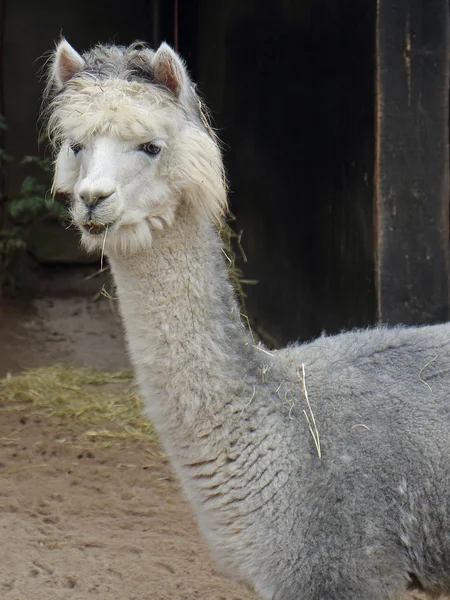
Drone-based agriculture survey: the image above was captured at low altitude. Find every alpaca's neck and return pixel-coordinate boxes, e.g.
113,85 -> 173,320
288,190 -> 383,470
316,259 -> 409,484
109,209 -> 257,448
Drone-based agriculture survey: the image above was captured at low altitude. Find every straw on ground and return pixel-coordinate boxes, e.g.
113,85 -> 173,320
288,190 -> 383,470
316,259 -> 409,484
0,365 -> 156,446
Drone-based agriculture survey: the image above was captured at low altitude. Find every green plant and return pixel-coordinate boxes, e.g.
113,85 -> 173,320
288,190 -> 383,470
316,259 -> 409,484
9,156 -> 65,223
0,117 -> 67,290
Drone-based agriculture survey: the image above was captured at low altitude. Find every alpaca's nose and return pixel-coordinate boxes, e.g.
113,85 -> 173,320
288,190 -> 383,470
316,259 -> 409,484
78,182 -> 115,207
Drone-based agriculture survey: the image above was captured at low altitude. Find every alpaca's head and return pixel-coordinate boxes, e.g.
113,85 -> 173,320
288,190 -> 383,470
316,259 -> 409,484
45,39 -> 227,255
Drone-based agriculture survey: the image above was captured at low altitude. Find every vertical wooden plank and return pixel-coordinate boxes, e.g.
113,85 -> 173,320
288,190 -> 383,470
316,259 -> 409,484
197,0 -> 376,346
376,0 -> 450,325
0,0 -> 6,286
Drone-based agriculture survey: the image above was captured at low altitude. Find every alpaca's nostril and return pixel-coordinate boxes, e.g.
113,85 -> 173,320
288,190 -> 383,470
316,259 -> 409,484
94,192 -> 114,205
80,191 -> 115,206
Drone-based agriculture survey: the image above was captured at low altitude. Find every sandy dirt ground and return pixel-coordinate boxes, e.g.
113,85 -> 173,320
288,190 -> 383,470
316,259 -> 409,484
0,293 -> 256,600
0,296 -> 129,378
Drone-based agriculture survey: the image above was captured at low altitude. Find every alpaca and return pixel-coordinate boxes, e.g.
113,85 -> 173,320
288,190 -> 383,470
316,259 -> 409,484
45,38 -> 450,600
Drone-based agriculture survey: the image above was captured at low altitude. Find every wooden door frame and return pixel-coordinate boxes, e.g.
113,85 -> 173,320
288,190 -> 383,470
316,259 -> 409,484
375,0 -> 450,325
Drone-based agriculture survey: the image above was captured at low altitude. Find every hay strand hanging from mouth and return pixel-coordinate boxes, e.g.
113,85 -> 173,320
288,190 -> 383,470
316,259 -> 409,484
100,224 -> 109,271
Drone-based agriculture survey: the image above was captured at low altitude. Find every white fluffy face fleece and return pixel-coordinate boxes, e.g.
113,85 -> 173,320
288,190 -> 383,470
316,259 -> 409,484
46,39 -> 227,256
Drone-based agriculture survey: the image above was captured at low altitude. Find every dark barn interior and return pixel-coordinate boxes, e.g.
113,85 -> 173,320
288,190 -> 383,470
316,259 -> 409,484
1,0 -> 449,346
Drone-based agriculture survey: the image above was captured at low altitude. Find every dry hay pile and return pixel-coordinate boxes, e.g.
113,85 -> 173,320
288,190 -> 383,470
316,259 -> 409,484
0,365 -> 156,446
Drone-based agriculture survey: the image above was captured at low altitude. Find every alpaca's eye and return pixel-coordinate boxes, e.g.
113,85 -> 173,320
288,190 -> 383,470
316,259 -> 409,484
70,142 -> 83,156
139,143 -> 161,157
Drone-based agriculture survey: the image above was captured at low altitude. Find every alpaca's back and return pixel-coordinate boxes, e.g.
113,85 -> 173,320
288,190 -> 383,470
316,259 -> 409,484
250,322 -> 450,599
294,322 -> 450,461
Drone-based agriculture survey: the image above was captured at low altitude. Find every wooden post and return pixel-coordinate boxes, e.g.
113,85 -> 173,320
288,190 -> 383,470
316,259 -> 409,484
375,0 -> 450,325
0,0 -> 6,290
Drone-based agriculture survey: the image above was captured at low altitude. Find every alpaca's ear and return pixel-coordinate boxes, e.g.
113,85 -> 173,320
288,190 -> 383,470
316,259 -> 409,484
153,42 -> 189,99
51,39 -> 85,90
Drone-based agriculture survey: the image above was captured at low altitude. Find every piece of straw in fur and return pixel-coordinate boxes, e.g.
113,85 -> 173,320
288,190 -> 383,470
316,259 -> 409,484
297,363 -> 321,459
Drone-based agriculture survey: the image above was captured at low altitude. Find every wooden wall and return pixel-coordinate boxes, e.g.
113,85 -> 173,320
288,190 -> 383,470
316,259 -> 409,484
188,0 -> 449,345
191,1 -> 377,345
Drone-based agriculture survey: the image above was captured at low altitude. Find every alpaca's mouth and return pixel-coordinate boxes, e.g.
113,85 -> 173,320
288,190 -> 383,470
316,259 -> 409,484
82,220 -> 113,235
